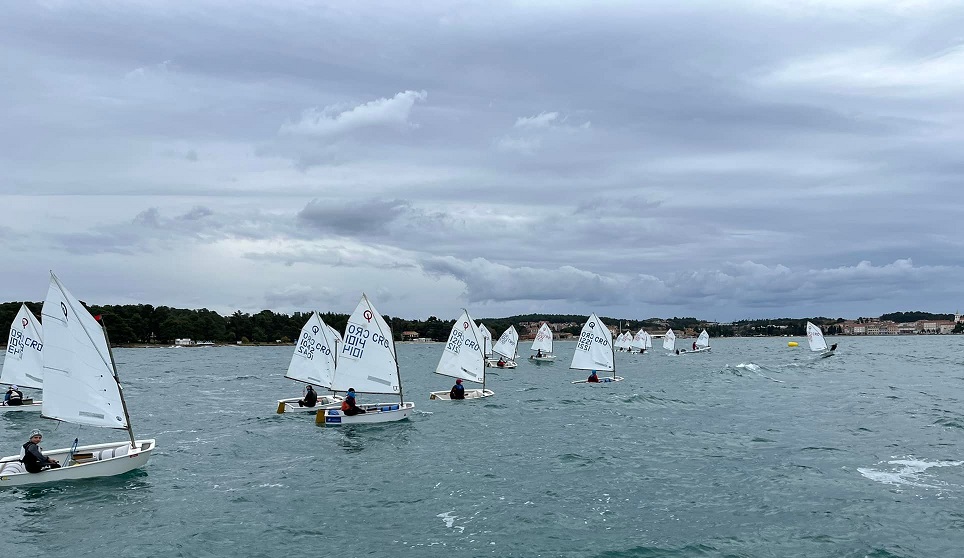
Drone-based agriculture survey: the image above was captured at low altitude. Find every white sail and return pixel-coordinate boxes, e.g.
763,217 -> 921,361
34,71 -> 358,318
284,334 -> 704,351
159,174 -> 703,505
435,310 -> 485,384
663,329 -> 676,351
479,323 -> 493,357
40,273 -> 128,429
696,329 -> 710,348
630,329 -> 646,351
1,304 -> 44,389
330,294 -> 399,395
327,324 -> 343,345
806,321 -> 828,352
493,326 -> 519,359
284,312 -> 338,388
644,331 -> 653,349
620,332 -> 633,349
530,323 -> 553,353
571,313 -> 614,372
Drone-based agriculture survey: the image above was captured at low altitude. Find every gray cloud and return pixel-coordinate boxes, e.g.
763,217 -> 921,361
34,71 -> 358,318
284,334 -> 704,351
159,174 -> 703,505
2,1 -> 962,320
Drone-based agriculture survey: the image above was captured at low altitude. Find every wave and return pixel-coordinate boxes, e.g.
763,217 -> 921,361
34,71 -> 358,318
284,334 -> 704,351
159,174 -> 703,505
858,457 -> 963,488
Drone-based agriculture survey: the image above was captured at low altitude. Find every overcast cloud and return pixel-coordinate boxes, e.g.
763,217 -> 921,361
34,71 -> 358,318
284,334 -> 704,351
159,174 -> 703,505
2,1 -> 962,321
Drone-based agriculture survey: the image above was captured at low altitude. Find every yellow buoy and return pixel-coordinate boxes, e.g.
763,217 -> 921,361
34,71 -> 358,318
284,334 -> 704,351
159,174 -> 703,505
787,341 -> 798,347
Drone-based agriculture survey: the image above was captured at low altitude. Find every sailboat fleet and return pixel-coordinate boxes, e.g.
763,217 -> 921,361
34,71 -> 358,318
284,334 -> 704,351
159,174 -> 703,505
0,272 -> 155,487
0,273 -> 840,487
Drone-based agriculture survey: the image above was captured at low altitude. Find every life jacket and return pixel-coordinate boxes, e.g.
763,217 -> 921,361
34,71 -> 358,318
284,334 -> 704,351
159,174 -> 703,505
7,390 -> 22,404
451,384 -> 465,399
303,389 -> 317,406
587,375 -> 599,383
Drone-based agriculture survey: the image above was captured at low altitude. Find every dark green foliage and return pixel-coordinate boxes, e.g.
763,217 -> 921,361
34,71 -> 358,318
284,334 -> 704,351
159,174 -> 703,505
879,311 -> 952,323
0,301 -> 956,344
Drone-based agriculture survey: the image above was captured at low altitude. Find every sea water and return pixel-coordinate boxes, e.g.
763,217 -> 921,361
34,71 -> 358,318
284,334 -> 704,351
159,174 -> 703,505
2,336 -> 963,557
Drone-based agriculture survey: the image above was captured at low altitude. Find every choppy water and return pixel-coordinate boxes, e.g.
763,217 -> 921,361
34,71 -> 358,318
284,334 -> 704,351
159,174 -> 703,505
2,335 -> 964,557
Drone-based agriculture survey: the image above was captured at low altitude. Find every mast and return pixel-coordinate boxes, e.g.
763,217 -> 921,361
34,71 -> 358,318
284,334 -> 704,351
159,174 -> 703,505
389,313 -> 404,405
611,322 -> 618,380
99,316 -> 138,448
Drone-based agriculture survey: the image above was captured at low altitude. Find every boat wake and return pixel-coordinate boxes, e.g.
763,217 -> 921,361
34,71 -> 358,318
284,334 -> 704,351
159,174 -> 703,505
858,457 -> 964,489
723,363 -> 784,383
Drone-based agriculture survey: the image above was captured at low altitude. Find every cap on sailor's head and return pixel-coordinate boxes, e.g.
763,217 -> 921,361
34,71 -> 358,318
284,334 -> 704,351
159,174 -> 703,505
456,379 -> 462,384
10,385 -> 18,390
30,429 -> 42,438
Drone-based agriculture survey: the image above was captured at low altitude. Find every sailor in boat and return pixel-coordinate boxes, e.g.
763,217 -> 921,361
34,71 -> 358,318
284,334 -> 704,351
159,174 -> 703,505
692,341 -> 697,351
340,388 -> 367,416
497,357 -> 506,368
3,385 -> 23,406
298,385 -> 318,408
450,378 -> 466,400
830,343 -> 837,352
533,349 -> 543,359
20,430 -> 60,473
587,370 -> 599,383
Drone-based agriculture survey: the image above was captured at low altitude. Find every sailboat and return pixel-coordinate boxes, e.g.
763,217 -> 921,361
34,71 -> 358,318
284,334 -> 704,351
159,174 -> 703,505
570,313 -> 622,383
490,326 -> 519,368
1,304 -> 44,412
529,323 -> 556,362
630,329 -> 648,354
479,323 -> 497,367
0,272 -> 155,486
663,328 -> 677,354
806,321 -> 836,358
316,294 -> 415,426
276,312 -> 344,413
689,329 -> 711,353
429,310 -> 494,400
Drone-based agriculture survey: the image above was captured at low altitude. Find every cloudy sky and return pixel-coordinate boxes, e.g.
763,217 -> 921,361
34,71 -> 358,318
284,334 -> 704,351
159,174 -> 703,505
2,0 -> 962,322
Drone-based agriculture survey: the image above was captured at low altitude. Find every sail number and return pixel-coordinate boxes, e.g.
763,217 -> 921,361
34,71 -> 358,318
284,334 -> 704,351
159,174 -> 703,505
577,331 -> 609,351
296,331 -> 330,360
7,328 -> 41,358
446,330 -> 464,353
343,323 -> 390,358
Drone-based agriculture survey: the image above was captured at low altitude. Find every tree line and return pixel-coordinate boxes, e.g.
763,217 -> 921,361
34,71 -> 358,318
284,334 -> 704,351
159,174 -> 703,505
0,302 -> 956,345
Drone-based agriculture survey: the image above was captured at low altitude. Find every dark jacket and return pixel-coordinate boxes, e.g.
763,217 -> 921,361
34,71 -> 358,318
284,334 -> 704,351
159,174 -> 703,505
21,441 -> 53,473
303,387 -> 317,407
450,384 -> 465,399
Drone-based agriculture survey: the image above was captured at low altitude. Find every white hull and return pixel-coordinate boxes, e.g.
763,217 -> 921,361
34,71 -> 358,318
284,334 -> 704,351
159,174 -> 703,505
485,359 -> 517,369
316,401 -> 415,426
276,394 -> 344,414
818,351 -> 835,359
0,439 -> 155,487
0,401 -> 42,413
572,376 -> 624,384
429,388 -> 495,400
686,347 -> 711,354
529,355 -> 556,363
